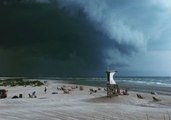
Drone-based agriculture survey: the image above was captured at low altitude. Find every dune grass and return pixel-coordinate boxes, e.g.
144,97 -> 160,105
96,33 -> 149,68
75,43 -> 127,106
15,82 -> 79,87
0,79 -> 44,87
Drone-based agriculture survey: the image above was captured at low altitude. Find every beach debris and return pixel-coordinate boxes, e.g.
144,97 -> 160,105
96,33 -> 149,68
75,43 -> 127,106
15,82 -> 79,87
28,93 -> 37,98
98,88 -> 101,90
104,88 -> 107,91
57,85 -> 76,92
57,86 -> 66,90
32,91 -> 37,98
152,96 -> 161,101
28,93 -> 33,98
0,89 -> 7,99
79,86 -> 84,91
57,85 -> 75,94
89,88 -> 97,94
63,89 -> 70,94
52,92 -> 58,94
32,91 -> 36,96
12,95 -> 19,99
122,88 -> 129,95
44,87 -> 47,93
136,94 -> 144,99
19,94 -> 23,98
89,88 -> 97,93
89,88 -> 93,92
61,86 -> 65,90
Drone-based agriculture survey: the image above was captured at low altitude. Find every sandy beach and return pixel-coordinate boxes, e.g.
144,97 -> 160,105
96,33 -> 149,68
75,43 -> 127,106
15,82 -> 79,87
0,80 -> 171,120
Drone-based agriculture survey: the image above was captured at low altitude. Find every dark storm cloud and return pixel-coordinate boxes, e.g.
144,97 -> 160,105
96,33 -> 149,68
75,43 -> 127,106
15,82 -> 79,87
0,0 -> 147,76
0,1 -> 111,76
1,0 -> 170,76
56,0 -> 147,70
55,0 -> 171,76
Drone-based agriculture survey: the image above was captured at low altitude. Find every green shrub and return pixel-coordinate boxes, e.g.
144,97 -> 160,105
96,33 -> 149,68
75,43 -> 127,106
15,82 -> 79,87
0,79 -> 44,87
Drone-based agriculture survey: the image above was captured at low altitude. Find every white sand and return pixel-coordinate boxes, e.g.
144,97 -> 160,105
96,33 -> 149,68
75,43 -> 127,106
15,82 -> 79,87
0,80 -> 171,120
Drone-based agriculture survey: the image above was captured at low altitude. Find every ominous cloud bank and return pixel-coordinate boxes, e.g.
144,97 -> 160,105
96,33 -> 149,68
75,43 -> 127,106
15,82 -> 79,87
0,0 -> 171,76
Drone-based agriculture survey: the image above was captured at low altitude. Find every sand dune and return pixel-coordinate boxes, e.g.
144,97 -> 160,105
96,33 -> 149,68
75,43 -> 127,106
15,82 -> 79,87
0,80 -> 171,120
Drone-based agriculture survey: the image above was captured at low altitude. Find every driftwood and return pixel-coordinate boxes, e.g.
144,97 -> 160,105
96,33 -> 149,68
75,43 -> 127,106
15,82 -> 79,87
52,92 -> 58,94
12,95 -> 18,99
89,88 -> 97,93
152,96 -> 161,101
136,94 -> 144,99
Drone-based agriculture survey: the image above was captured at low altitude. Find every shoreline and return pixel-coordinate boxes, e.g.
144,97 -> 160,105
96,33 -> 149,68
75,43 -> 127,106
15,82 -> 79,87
1,77 -> 171,95
42,79 -> 171,96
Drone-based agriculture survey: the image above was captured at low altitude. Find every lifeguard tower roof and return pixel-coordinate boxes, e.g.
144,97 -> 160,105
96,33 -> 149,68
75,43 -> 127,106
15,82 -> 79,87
106,70 -> 117,85
106,70 -> 118,73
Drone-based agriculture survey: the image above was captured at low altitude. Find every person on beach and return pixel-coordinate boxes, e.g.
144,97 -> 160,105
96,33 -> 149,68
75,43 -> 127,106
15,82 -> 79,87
44,87 -> 47,93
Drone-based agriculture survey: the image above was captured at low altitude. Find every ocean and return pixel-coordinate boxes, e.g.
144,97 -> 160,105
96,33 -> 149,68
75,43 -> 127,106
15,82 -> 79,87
52,76 -> 171,95
0,76 -> 171,95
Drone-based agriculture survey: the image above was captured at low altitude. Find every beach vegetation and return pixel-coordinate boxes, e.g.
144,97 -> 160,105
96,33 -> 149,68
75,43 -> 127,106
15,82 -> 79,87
0,79 -> 44,87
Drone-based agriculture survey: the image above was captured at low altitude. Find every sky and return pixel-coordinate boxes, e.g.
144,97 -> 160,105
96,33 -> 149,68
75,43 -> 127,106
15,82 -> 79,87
0,0 -> 171,77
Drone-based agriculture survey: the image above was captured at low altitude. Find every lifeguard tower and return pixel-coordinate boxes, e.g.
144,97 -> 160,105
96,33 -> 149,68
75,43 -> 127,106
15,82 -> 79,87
106,71 -> 120,97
